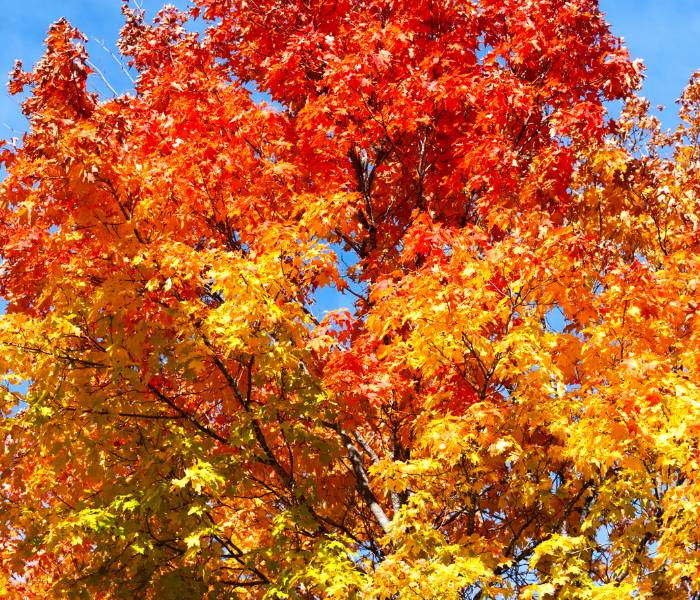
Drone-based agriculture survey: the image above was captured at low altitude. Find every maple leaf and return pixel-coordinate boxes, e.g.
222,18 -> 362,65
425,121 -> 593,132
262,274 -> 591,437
1,1 -> 699,598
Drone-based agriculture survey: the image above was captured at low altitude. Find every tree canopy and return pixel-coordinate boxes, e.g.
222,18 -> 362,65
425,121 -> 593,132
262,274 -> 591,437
1,0 -> 700,598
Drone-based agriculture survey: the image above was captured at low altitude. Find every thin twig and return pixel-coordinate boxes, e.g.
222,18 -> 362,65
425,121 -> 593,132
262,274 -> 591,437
87,60 -> 119,98
92,37 -> 136,85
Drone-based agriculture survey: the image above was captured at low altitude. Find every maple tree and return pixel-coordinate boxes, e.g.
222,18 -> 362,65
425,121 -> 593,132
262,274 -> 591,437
1,0 -> 700,597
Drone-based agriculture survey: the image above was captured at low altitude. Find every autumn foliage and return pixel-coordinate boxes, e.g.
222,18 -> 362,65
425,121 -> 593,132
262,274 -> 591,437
1,0 -> 700,597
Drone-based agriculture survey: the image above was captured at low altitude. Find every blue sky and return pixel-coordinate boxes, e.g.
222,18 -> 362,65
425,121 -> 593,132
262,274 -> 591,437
601,0 -> 700,125
0,0 -> 187,136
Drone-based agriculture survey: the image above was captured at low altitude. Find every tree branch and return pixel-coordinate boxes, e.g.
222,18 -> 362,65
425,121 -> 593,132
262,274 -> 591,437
323,421 -> 391,533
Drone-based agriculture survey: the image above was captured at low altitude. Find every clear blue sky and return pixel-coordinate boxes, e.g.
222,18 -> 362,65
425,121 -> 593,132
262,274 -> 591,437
601,0 -> 700,125
1,0 -> 699,134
